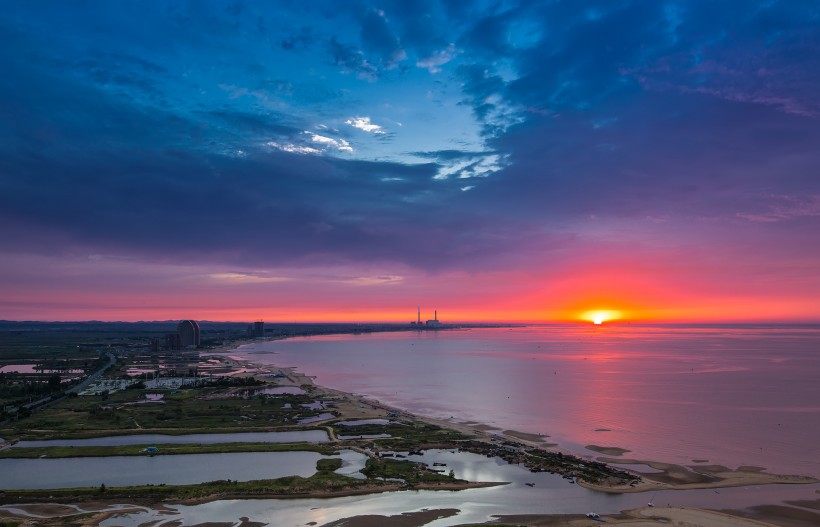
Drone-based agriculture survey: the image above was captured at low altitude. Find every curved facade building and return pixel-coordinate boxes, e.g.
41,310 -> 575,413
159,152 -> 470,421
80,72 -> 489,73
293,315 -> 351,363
177,320 -> 200,348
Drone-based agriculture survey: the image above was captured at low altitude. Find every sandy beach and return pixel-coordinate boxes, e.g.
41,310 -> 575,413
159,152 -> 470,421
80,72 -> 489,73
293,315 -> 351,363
256,356 -> 818,494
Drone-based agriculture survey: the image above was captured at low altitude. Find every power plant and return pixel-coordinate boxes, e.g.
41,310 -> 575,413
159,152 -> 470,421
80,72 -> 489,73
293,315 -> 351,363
410,307 -> 442,329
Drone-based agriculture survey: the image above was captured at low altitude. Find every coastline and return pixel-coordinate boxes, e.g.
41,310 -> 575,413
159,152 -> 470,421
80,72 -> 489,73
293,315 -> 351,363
234,340 -> 817,494
1,332 -> 819,527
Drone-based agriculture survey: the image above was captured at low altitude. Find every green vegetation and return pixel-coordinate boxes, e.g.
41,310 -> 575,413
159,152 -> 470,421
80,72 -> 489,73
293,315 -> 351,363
361,457 -> 458,484
0,384 -> 330,439
316,457 -> 344,472
343,422 -> 471,446
0,466 -> 374,504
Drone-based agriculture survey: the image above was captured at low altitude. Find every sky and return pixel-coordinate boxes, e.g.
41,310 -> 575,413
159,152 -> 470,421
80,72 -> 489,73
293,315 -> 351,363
1,0 -> 819,323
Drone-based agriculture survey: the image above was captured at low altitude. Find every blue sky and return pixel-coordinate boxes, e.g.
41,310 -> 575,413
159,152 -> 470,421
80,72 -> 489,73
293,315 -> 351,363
1,1 -> 819,321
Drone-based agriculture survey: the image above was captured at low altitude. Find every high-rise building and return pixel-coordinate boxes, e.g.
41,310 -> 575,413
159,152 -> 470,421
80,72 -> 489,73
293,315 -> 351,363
177,320 -> 200,348
165,333 -> 181,351
249,321 -> 265,337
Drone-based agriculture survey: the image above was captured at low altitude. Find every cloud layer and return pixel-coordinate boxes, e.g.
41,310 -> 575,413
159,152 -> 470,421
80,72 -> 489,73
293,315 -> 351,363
1,1 -> 819,321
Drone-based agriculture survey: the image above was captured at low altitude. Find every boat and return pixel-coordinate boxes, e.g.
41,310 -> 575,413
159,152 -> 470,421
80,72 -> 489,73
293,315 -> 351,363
525,482 -> 535,487
586,512 -> 606,522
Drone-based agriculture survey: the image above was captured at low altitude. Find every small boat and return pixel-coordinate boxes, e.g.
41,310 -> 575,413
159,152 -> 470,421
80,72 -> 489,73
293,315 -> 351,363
586,512 -> 606,522
525,482 -> 535,487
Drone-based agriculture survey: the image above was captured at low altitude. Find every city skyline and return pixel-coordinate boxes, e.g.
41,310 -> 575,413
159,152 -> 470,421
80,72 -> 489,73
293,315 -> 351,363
1,1 -> 819,323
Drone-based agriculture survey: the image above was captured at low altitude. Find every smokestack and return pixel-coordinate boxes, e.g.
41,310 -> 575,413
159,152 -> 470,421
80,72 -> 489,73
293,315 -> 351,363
435,310 -> 437,321
417,305 -> 420,324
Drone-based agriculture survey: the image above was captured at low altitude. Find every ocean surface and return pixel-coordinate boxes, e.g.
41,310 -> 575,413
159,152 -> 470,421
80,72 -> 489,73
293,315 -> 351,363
240,325 -> 820,478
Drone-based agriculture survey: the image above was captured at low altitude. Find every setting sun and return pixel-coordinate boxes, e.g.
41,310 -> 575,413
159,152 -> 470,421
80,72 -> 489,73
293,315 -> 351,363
582,310 -> 621,325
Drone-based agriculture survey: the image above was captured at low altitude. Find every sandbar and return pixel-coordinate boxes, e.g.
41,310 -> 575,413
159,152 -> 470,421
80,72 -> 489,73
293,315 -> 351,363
580,457 -> 817,493
585,444 -> 631,456
322,508 -> 460,527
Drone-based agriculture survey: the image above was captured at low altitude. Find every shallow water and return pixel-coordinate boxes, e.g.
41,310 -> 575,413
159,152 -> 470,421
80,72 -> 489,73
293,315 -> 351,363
0,450 -> 367,489
90,449 -> 820,527
253,386 -> 306,395
240,325 -> 820,477
13,430 -> 328,448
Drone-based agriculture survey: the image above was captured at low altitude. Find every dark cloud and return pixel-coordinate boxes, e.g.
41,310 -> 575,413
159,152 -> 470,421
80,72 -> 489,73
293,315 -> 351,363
1,0 -> 820,279
328,37 -> 379,80
359,9 -> 404,65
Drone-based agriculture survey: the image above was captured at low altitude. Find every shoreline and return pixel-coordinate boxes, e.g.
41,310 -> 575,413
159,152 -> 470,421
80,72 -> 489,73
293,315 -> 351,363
235,340 -> 817,494
1,331 -> 819,526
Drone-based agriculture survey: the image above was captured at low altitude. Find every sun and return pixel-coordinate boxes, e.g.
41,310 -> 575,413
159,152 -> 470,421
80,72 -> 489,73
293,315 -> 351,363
581,310 -> 621,325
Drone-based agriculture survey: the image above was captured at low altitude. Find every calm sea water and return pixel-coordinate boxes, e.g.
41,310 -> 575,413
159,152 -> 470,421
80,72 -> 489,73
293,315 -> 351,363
241,325 -> 820,477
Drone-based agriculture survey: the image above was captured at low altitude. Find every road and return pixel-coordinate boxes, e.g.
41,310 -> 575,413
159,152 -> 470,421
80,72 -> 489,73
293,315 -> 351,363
20,352 -> 116,410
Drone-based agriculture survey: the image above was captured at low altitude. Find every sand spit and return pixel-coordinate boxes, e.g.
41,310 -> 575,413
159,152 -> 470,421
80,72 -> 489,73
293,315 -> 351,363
579,457 -> 817,493
503,430 -> 550,443
321,508 -> 460,527
585,445 -> 631,456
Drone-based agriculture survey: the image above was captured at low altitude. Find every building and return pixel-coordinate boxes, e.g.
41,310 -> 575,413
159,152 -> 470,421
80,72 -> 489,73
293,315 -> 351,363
248,320 -> 265,337
411,307 -> 443,328
177,320 -> 200,348
164,333 -> 181,351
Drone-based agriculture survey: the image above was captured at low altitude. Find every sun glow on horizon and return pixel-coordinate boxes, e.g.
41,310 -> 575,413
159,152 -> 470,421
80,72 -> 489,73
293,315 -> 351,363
582,310 -> 621,325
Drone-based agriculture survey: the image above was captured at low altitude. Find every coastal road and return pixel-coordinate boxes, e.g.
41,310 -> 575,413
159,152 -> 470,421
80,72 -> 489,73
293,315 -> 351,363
19,352 -> 116,411
67,352 -> 116,395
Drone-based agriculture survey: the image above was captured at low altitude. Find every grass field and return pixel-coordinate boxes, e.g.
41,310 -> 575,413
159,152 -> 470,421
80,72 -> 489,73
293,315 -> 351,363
1,383 -> 331,439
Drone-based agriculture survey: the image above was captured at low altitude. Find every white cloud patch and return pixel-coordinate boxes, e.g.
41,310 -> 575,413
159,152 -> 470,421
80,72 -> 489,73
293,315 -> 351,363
208,272 -> 291,284
417,44 -> 458,73
433,153 -> 508,181
305,131 -> 353,152
343,275 -> 403,286
267,131 -> 354,155
266,141 -> 322,155
345,116 -> 385,134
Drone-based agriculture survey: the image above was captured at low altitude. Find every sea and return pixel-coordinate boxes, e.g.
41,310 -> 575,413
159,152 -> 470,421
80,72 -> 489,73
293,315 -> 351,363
241,324 -> 820,478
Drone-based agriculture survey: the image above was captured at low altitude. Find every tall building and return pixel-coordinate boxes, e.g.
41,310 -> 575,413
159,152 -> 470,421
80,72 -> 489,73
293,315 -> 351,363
165,333 -> 181,351
249,320 -> 265,337
177,320 -> 200,348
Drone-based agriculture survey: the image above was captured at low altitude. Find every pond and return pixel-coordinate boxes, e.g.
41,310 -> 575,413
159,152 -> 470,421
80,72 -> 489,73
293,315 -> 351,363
0,450 -> 366,490
13,430 -> 329,448
336,419 -> 394,426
